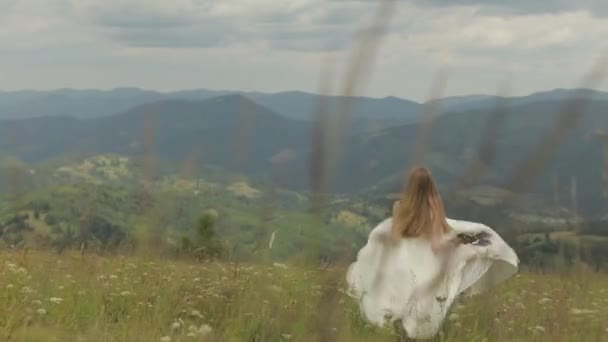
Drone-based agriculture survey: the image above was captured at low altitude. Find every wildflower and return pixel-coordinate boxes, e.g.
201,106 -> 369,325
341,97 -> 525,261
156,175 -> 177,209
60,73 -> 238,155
198,324 -> 212,336
32,300 -> 42,306
529,326 -> 546,334
160,337 -> 171,342
190,310 -> 204,319
273,262 -> 288,269
120,291 -> 133,297
171,321 -> 181,331
538,298 -> 551,305
49,297 -> 63,304
282,333 -> 292,340
570,308 -> 597,315
269,285 -> 283,292
109,275 -> 118,280
6,284 -> 14,289
36,308 -> 47,316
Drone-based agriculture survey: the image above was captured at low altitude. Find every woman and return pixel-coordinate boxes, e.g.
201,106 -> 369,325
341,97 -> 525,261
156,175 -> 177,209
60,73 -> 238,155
346,167 -> 519,340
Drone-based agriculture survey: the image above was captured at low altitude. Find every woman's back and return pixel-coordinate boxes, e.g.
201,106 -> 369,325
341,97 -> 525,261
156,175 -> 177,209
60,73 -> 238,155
346,167 -> 519,338
346,217 -> 519,339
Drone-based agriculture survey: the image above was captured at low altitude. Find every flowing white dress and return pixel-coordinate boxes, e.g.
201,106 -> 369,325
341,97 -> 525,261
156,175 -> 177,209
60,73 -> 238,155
346,217 -> 519,339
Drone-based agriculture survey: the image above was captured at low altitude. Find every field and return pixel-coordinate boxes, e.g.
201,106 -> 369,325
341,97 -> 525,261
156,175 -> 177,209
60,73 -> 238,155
2,250 -> 608,341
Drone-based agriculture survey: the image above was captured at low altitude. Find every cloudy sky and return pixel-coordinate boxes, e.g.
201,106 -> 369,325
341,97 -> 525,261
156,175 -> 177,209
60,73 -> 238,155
1,0 -> 607,101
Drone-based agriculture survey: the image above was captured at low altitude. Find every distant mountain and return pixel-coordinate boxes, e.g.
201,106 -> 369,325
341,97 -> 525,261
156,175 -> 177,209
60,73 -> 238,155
429,88 -> 608,113
428,94 -> 497,112
0,94 -> 313,180
2,90 -> 608,218
0,88 -> 420,122
248,91 -> 420,120
3,87 -> 607,130
0,88 -> 227,119
323,98 -> 608,217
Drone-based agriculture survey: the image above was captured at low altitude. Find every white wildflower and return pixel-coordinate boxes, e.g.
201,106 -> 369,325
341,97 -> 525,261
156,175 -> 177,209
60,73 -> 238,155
36,308 -> 47,316
6,284 -> 14,289
269,285 -> 283,292
49,297 -> 63,304
171,321 -> 182,331
190,310 -> 204,319
198,324 -> 212,336
273,262 -> 288,269
529,325 -> 546,334
538,297 -> 551,305
570,308 -> 597,315
120,291 -> 133,297
160,337 -> 171,342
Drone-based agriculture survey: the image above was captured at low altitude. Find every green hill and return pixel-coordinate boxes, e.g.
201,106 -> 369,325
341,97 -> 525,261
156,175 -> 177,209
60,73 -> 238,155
1,93 -> 608,218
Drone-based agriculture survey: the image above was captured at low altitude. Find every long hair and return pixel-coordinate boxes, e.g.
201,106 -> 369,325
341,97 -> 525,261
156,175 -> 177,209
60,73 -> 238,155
392,166 -> 451,239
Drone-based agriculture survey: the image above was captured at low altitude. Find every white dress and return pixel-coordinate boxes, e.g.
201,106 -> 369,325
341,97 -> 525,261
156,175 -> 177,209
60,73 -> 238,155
346,217 -> 519,339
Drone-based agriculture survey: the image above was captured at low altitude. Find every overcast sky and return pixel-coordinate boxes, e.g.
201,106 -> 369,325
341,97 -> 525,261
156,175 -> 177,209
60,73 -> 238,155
1,0 -> 608,101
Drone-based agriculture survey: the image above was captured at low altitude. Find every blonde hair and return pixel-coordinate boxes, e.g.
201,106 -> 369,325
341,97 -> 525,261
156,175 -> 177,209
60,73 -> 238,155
392,166 -> 451,239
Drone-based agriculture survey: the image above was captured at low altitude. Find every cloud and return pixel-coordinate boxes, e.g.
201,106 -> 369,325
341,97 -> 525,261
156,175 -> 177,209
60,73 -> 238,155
0,0 -> 607,101
0,0 -> 18,17
402,9 -> 607,65
69,0 -> 368,51
410,0 -> 608,17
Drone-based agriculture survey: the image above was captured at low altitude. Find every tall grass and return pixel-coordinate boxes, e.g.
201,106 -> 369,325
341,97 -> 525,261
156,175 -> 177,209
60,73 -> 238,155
1,249 -> 607,341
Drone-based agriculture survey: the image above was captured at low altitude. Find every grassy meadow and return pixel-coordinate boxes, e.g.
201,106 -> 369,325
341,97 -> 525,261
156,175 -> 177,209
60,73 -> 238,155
2,249 -> 608,342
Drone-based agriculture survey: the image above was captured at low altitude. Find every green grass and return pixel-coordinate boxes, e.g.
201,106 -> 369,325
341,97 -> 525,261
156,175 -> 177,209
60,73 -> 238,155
1,250 -> 608,341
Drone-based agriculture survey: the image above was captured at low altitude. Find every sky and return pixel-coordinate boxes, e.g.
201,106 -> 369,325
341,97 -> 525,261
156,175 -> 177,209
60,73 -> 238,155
1,0 -> 608,101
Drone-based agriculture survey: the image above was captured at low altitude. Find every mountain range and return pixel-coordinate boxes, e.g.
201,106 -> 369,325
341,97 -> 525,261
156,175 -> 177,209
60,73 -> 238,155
4,87 -> 606,121
1,88 -> 608,218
